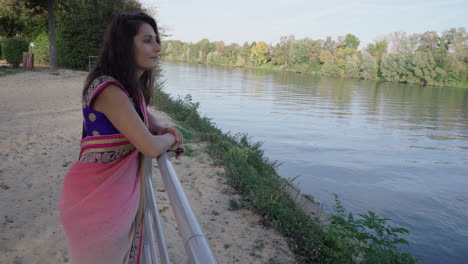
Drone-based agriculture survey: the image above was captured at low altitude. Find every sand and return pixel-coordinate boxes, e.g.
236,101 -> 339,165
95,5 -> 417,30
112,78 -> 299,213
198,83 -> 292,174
0,68 -> 297,264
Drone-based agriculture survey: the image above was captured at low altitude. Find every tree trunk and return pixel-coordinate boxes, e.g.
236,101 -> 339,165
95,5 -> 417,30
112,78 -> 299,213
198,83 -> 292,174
48,0 -> 59,73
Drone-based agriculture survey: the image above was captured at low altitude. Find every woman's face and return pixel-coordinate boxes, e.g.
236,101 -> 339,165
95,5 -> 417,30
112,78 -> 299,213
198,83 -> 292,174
133,23 -> 161,72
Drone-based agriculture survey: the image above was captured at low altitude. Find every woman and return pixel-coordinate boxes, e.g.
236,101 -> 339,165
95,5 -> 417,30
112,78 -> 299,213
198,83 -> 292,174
59,12 -> 184,264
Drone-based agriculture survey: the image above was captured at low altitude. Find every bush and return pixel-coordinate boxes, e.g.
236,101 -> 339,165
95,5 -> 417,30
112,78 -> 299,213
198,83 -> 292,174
30,31 -> 50,65
321,61 -> 343,76
361,53 -> 378,80
56,0 -> 125,69
325,195 -> 419,264
2,38 -> 29,67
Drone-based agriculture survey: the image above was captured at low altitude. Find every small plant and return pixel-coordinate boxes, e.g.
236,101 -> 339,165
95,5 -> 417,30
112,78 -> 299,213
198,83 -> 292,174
176,124 -> 194,141
303,194 -> 315,203
2,38 -> 29,67
228,199 -> 240,211
325,194 -> 419,264
250,239 -> 265,258
182,145 -> 194,157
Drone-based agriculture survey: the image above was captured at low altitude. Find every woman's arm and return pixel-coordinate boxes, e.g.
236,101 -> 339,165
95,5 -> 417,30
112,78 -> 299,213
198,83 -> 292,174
148,111 -> 184,149
93,84 -> 175,158
148,111 -> 168,135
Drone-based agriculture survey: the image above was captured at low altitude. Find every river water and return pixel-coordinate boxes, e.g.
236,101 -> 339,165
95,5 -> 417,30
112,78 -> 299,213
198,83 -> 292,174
160,61 -> 468,264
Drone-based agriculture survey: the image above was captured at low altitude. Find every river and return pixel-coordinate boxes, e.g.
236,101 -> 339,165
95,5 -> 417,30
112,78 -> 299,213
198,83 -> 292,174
160,61 -> 468,264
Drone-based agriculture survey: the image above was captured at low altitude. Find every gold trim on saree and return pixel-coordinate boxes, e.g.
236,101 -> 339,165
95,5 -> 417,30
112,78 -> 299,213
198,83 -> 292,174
79,145 -> 135,164
83,75 -> 124,108
79,134 -> 136,164
80,136 -> 130,148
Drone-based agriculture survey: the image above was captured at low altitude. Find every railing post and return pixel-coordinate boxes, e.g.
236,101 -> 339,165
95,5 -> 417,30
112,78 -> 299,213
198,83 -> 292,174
143,157 -> 170,264
143,153 -> 217,264
156,153 -> 218,264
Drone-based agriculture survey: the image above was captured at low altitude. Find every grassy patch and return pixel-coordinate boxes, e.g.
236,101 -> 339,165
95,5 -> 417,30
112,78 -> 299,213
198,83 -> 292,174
176,123 -> 194,141
0,65 -> 27,77
228,199 -> 241,211
183,144 -> 194,157
152,86 -> 418,263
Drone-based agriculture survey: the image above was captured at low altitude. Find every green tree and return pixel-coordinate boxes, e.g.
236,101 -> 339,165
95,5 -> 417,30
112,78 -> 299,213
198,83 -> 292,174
271,35 -> 294,66
288,38 -> 310,65
287,38 -> 321,72
345,53 -> 361,78
222,43 -> 240,66
194,38 -> 214,64
365,40 -> 388,76
387,32 -> 419,53
171,40 -> 185,60
48,0 -> 145,70
412,52 -> 447,86
206,51 -> 222,65
0,0 -> 31,38
441,28 -> 468,85
343,33 -> 360,49
335,47 -> 355,70
380,52 -> 418,84
417,31 -> 440,53
319,50 -> 332,64
251,41 -> 268,65
360,52 -> 378,80
322,36 -> 336,51
214,40 -> 225,53
23,0 -> 59,72
238,42 -> 251,66
55,0 -> 126,69
321,55 -> 343,76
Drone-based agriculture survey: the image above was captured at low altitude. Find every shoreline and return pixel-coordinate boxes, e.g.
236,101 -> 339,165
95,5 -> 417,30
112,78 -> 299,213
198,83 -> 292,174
161,59 -> 468,89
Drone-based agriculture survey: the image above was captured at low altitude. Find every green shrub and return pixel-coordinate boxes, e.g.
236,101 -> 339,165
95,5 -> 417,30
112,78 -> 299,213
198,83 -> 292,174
2,38 -> 29,67
56,0 -> 125,69
321,61 -> 343,77
30,31 -> 49,65
325,195 -> 419,264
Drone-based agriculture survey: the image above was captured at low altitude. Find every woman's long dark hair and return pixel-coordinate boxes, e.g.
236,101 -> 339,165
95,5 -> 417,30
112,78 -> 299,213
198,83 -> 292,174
83,12 -> 161,107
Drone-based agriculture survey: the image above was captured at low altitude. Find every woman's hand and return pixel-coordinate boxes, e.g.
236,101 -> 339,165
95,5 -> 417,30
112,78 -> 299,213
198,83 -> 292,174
162,127 -> 185,158
163,127 -> 183,147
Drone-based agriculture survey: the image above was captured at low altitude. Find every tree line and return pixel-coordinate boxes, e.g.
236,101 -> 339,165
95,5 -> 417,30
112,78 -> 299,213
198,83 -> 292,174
162,29 -> 467,88
0,0 -> 147,71
1,1 -> 466,88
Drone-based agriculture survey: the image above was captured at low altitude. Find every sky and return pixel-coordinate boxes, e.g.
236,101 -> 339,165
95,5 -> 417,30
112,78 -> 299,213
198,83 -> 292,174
140,0 -> 468,49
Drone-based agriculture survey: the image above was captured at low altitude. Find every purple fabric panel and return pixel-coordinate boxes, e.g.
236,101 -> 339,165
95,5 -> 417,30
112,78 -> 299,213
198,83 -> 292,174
83,107 -> 120,136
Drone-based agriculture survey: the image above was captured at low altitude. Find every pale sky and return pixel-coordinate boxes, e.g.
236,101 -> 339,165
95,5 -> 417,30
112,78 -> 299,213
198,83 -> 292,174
141,0 -> 468,49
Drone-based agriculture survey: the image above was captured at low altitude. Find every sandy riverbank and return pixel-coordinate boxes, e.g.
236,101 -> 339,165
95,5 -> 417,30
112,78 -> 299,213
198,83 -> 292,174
0,68 -> 296,264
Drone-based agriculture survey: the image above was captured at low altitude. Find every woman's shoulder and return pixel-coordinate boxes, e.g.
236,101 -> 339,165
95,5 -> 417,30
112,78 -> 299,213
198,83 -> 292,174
89,75 -> 124,90
83,75 -> 129,107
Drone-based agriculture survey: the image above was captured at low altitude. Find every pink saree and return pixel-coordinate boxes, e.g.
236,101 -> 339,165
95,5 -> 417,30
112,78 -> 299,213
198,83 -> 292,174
59,76 -> 151,264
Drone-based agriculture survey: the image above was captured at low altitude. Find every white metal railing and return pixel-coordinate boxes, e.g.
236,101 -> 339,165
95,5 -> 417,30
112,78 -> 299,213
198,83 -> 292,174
142,153 -> 218,264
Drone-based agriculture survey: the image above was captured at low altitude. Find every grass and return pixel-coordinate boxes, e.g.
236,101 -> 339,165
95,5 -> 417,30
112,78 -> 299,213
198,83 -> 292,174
152,84 -> 418,263
0,65 -> 27,77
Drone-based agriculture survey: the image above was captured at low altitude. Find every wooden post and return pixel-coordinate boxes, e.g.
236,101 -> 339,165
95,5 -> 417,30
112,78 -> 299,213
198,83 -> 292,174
22,52 -> 34,70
